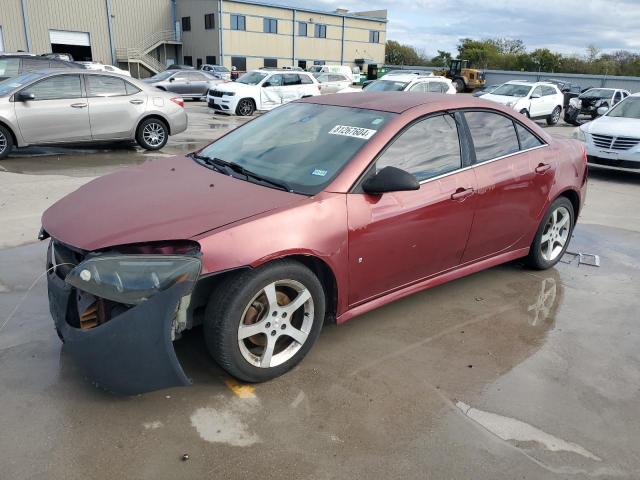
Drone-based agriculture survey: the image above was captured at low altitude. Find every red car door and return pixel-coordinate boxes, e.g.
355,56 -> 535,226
347,113 -> 477,307
460,111 -> 555,263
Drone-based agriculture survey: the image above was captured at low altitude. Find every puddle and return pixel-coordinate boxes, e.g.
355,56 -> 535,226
190,398 -> 260,447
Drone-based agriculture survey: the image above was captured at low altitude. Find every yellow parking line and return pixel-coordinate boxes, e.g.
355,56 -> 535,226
224,378 -> 256,398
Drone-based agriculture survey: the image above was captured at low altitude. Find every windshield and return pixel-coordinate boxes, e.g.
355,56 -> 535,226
0,72 -> 42,96
197,103 -> 394,195
214,66 -> 229,72
364,80 -> 409,92
606,97 -> 640,119
491,84 -> 532,97
147,71 -> 175,81
580,88 -> 612,99
236,71 -> 268,85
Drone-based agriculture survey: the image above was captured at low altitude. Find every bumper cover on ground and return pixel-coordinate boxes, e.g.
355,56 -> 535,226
47,269 -> 192,395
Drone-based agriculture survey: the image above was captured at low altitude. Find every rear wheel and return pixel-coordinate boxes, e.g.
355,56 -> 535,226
0,125 -> 13,160
136,118 -> 168,150
204,260 -> 325,382
236,98 -> 255,116
546,106 -> 562,125
526,197 -> 574,270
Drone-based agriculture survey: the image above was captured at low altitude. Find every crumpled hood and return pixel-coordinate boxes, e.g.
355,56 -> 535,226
42,156 -> 303,251
583,116 -> 640,137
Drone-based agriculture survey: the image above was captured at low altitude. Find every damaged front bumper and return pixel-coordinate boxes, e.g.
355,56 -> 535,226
46,242 -> 195,395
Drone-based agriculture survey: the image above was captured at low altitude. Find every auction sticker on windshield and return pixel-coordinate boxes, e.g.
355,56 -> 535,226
329,125 -> 377,139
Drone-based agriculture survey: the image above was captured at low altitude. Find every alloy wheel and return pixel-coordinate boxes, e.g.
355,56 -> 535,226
540,206 -> 571,262
142,122 -> 166,147
0,131 -> 6,154
238,99 -> 253,116
551,107 -> 561,123
238,279 -> 314,368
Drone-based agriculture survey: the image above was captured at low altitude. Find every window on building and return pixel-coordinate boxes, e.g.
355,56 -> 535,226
206,55 -> 216,65
263,18 -> 277,33
298,22 -> 307,36
264,58 -> 278,68
86,75 -> 127,97
29,74 -> 82,100
369,30 -> 380,43
315,24 -> 326,38
183,55 -> 193,66
204,13 -> 215,29
231,56 -> 246,72
182,17 -> 191,32
231,14 -> 246,31
197,58 -> 202,68
464,111 -> 520,162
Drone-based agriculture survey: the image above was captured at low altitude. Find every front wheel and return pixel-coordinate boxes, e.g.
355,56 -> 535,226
519,109 -> 530,118
526,197 -> 574,270
546,106 -> 562,125
204,260 -> 325,382
453,78 -> 465,93
0,125 -> 13,160
235,98 -> 255,116
136,118 -> 168,150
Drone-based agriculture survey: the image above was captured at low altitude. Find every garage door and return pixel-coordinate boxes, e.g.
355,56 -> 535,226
49,30 -> 91,46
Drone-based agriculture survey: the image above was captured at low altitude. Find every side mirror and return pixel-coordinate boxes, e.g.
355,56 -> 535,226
17,91 -> 35,101
531,92 -> 541,99
597,106 -> 609,116
362,166 -> 420,195
169,77 -> 175,82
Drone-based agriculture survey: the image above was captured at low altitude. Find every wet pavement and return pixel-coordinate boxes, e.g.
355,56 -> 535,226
1,101 -> 640,479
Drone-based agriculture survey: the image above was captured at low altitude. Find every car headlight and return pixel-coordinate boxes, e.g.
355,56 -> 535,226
222,91 -> 235,97
571,128 -> 586,142
65,255 -> 201,305
506,101 -> 516,108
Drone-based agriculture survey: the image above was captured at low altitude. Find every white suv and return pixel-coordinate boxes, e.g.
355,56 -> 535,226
482,81 -> 564,125
207,69 -> 320,116
339,72 -> 456,94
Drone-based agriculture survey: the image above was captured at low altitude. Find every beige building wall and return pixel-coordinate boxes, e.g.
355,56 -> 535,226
177,0 -> 220,65
110,0 -> 174,49
0,0 -> 28,52
23,0 -> 112,62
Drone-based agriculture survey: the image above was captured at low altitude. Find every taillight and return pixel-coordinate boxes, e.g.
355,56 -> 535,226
170,97 -> 184,108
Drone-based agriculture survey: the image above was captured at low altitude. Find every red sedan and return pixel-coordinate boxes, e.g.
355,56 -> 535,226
42,92 -> 587,394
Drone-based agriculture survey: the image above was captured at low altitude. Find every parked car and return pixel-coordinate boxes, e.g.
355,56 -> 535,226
201,64 -> 231,80
340,72 -> 456,94
573,93 -> 640,171
167,64 -> 195,70
77,61 -> 131,77
0,53 -> 81,81
41,92 -> 587,394
307,64 -> 359,83
564,88 -> 630,125
144,70 -> 223,100
481,81 -> 564,125
0,69 -> 187,159
207,69 -> 320,116
315,73 -> 352,94
282,66 -> 304,71
472,84 -> 501,97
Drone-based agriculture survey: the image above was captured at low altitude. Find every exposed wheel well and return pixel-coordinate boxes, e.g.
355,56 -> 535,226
137,114 -> 170,135
559,189 -> 580,218
0,121 -> 17,146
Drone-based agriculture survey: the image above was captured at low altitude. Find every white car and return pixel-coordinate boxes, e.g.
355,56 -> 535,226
482,81 -> 564,125
574,93 -> 640,172
339,72 -> 456,95
77,62 -> 131,77
307,64 -> 358,83
207,69 -> 320,116
315,73 -> 352,94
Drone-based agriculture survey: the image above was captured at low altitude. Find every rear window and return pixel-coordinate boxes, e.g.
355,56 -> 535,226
516,124 -> 544,149
364,80 -> 408,92
465,111 -> 520,162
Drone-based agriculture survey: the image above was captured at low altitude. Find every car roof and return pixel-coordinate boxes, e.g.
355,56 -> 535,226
254,68 -> 310,73
300,91 -> 510,114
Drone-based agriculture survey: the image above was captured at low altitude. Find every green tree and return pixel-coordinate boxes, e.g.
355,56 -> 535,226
385,40 -> 428,65
430,50 -> 452,67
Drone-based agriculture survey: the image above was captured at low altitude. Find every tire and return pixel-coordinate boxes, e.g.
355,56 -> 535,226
546,106 -> 562,126
136,117 -> 168,150
0,125 -> 13,160
453,78 -> 465,93
235,98 -> 255,116
204,259 -> 326,382
526,197 -> 574,270
519,109 -> 530,118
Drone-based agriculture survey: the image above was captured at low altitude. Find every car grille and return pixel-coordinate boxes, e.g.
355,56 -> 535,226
209,89 -> 223,97
591,134 -> 640,151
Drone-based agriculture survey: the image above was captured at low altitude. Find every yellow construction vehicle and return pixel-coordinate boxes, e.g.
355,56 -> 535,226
433,59 -> 486,93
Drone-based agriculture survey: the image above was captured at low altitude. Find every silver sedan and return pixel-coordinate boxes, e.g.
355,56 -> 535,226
143,70 -> 224,100
0,69 -> 188,159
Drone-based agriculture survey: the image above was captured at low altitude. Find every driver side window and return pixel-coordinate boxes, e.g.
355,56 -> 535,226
408,82 -> 426,92
375,114 -> 462,182
531,86 -> 543,98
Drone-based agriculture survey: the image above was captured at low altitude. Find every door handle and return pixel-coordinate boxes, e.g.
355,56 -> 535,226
129,99 -> 144,105
535,163 -> 551,174
70,103 -> 87,108
451,187 -> 474,201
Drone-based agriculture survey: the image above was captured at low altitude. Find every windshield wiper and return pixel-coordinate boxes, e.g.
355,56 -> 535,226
189,153 -> 293,192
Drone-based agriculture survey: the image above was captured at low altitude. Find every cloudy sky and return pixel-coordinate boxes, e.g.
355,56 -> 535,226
277,0 -> 640,57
